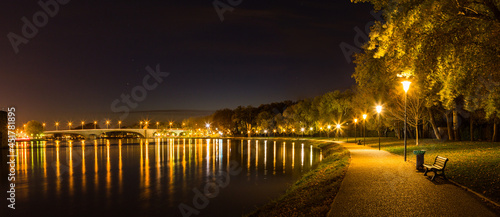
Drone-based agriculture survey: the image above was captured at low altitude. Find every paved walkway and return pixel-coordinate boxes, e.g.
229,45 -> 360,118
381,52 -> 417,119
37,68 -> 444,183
327,142 -> 498,217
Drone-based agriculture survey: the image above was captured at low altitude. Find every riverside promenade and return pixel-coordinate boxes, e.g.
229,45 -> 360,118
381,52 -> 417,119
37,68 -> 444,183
327,142 -> 498,217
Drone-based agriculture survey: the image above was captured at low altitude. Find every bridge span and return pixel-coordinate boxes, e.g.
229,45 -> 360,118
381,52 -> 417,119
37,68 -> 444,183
43,128 -> 187,139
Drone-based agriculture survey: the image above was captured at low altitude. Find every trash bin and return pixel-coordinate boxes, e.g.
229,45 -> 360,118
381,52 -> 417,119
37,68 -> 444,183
413,150 -> 426,170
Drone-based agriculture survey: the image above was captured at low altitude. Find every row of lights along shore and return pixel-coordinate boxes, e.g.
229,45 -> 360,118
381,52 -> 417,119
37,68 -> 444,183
39,80 -> 412,161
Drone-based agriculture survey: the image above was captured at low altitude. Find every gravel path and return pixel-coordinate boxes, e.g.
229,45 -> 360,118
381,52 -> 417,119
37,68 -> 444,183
327,142 -> 498,217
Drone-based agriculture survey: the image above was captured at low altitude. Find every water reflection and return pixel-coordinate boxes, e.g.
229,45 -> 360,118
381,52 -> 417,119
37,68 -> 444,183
6,138 -> 323,217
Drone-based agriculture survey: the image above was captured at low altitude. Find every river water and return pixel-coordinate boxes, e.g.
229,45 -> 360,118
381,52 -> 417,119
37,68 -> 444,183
2,138 -> 323,217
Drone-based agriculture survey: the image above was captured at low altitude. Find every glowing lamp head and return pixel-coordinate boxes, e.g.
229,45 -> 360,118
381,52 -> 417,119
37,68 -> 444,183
119,121 -> 122,124
327,125 -> 331,129
264,130 -> 267,133
206,123 -> 210,128
376,106 -> 382,114
402,81 -> 411,93
309,127 -> 313,130
354,119 -> 358,123
301,128 -> 305,132
363,114 -> 367,120
336,124 -> 341,129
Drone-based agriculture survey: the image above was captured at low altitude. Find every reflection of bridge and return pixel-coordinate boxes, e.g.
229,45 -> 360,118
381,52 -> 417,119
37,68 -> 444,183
43,128 -> 187,139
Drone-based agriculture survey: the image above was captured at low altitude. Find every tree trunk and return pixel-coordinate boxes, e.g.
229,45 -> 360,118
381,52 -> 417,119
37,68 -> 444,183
493,118 -> 498,142
453,109 -> 460,141
408,127 -> 415,139
395,121 -> 401,139
470,112 -> 474,141
428,108 -> 441,140
415,115 -> 419,145
446,110 -> 454,140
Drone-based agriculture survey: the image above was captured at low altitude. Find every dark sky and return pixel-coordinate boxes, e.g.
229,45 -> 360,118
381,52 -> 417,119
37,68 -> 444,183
0,0 -> 375,128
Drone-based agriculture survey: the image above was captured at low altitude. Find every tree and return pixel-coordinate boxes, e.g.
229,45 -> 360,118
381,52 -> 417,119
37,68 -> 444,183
26,120 -> 43,137
352,0 -> 500,141
212,108 -> 234,132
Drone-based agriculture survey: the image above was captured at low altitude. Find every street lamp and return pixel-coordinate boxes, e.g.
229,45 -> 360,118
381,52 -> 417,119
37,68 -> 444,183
55,122 -> 59,131
363,114 -> 367,146
354,119 -> 358,143
81,121 -> 85,130
94,121 -> 97,129
106,120 -> 110,129
301,127 -> 305,137
118,121 -> 122,129
140,121 -> 143,129
169,122 -> 173,129
42,123 -> 46,131
402,81 -> 411,161
376,105 -> 383,150
327,125 -> 331,138
157,122 -> 160,129
68,122 -> 72,130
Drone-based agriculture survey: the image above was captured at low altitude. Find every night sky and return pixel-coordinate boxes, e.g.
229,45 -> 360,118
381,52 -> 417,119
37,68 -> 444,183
0,0 -> 375,127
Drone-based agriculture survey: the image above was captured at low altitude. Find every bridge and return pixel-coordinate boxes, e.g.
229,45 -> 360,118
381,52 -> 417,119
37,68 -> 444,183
43,128 -> 188,139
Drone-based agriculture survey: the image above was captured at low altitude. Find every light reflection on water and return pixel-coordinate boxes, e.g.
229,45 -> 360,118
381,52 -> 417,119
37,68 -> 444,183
5,138 -> 323,217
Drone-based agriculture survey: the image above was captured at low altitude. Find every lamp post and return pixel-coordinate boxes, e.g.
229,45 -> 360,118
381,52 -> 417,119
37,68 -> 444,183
139,121 -> 143,129
376,105 -> 382,150
402,81 -> 411,161
68,122 -> 72,130
363,114 -> 367,146
169,122 -> 173,129
118,121 -> 122,129
94,121 -> 97,129
354,119 -> 358,143
55,122 -> 59,131
42,123 -> 46,131
301,127 -> 305,137
327,125 -> 331,138
106,120 -> 110,129
157,122 -> 160,129
81,121 -> 85,130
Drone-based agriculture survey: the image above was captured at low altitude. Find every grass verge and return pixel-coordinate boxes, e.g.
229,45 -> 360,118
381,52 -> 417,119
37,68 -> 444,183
246,142 -> 349,217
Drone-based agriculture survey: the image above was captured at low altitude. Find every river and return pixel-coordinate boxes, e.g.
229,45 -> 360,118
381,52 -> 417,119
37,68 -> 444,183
2,138 -> 323,217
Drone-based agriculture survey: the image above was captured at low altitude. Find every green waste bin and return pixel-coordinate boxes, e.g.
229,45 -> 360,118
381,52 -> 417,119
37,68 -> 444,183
413,150 -> 426,170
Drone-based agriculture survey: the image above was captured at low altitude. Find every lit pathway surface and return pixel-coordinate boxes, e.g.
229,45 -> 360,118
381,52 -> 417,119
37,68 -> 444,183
327,142 -> 498,217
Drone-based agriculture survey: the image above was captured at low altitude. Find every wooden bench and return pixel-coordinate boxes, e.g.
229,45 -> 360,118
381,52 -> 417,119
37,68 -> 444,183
423,156 -> 449,181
